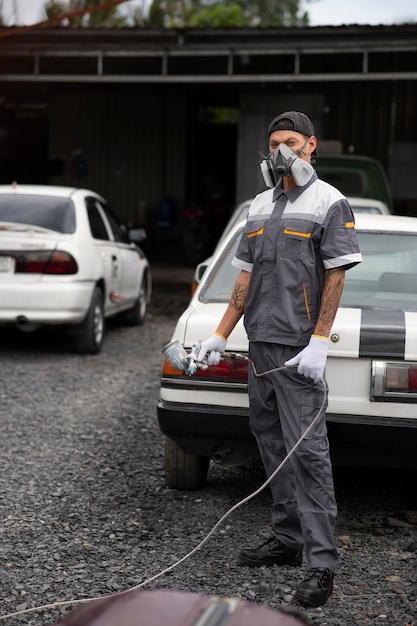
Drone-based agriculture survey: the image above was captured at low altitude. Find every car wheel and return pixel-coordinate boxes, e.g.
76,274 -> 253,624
164,437 -> 210,490
120,275 -> 147,326
73,286 -> 105,354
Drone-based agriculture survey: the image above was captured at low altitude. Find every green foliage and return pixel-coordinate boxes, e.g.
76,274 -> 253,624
234,0 -> 309,26
36,0 -> 311,29
146,0 -> 310,27
188,3 -> 246,28
44,0 -> 129,27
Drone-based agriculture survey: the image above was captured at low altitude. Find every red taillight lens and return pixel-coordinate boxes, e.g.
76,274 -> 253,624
161,355 -> 248,380
196,356 -> 248,380
408,367 -> 417,390
45,251 -> 78,274
15,251 -> 78,274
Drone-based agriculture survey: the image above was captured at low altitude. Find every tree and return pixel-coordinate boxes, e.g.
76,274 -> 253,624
188,3 -> 246,28
235,0 -> 309,27
22,0 -> 311,29
145,0 -> 310,27
44,0 -> 129,27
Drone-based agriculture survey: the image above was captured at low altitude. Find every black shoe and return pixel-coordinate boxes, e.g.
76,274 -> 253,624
294,568 -> 334,607
239,537 -> 303,567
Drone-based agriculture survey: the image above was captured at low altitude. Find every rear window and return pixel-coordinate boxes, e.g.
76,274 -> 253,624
200,227 -> 417,312
317,168 -> 366,196
0,194 -> 76,234
341,232 -> 417,310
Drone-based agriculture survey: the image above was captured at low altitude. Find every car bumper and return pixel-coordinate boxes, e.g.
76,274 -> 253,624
157,399 -> 417,470
157,400 -> 258,465
0,281 -> 95,325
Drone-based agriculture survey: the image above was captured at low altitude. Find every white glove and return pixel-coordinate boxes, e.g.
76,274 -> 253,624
285,335 -> 329,383
197,333 -> 227,366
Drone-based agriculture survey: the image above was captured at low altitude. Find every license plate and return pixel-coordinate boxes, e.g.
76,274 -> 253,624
0,256 -> 14,272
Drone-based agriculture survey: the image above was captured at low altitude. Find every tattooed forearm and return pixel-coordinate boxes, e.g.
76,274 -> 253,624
215,270 -> 250,339
314,268 -> 345,337
231,281 -> 248,314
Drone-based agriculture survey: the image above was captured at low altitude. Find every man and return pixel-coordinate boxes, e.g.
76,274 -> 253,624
197,111 -> 362,608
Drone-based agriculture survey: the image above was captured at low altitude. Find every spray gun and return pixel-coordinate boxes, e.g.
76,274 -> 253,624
185,343 -> 202,376
162,340 -> 247,375
162,340 -> 209,376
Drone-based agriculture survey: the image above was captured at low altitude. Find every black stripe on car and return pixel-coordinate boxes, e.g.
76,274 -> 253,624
359,309 -> 405,358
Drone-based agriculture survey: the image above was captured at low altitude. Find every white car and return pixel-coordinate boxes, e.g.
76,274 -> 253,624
159,213 -> 417,489
347,197 -> 391,215
0,184 -> 151,353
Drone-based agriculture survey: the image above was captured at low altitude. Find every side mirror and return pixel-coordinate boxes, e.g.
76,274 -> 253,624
128,228 -> 147,243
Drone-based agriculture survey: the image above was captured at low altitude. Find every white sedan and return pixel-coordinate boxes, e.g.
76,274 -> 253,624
158,213 -> 417,489
0,184 -> 151,353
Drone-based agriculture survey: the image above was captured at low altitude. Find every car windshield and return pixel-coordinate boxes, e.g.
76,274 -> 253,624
200,228 -> 417,311
0,194 -> 76,234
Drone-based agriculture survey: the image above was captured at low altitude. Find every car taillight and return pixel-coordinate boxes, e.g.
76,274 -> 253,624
162,355 -> 248,380
162,359 -> 184,376
372,360 -> 417,401
196,356 -> 248,380
15,251 -> 78,274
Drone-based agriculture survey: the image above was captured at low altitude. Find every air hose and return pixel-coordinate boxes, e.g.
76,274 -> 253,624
0,357 -> 327,622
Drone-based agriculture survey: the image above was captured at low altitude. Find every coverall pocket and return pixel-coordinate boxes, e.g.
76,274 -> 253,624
244,219 -> 266,259
300,396 -> 327,441
279,222 -> 312,259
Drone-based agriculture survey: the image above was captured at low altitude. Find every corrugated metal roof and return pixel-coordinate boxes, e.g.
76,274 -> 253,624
0,25 -> 416,83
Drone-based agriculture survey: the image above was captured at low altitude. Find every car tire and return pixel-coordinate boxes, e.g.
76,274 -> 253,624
72,286 -> 105,354
120,274 -> 148,326
164,437 -> 210,490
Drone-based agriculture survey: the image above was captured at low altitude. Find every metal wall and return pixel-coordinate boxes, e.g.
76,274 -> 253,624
1,25 -> 417,236
236,80 -> 417,215
236,90 -> 325,203
48,88 -> 187,233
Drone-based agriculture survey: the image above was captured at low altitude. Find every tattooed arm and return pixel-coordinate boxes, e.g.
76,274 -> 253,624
313,267 -> 346,337
215,270 -> 251,339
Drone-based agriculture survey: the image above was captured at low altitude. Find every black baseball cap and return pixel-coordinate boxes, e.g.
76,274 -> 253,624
268,111 -> 315,137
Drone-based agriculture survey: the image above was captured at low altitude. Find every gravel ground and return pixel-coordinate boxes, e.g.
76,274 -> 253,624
0,281 -> 416,626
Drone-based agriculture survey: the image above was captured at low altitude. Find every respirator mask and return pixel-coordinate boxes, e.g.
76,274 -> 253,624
260,141 -> 315,188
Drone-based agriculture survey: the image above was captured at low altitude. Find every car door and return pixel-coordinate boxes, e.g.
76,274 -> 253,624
85,197 -> 123,314
97,201 -> 140,305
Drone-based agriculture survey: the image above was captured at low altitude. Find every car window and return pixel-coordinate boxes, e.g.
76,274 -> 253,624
215,201 -> 251,247
200,226 -> 417,311
0,194 -> 75,234
199,232 -> 241,303
86,198 -> 110,240
98,202 -> 128,244
341,232 -> 417,309
317,168 -> 366,196
351,207 -> 383,215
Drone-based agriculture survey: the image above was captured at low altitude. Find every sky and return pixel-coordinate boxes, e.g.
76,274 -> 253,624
1,0 -> 417,26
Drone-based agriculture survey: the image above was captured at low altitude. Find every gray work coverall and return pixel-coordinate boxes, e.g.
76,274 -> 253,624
232,173 -> 362,570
